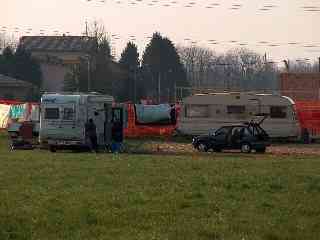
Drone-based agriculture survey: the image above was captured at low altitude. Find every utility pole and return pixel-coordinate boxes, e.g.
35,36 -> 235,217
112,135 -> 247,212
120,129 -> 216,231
174,81 -> 177,103
74,64 -> 79,92
158,72 -> 161,104
133,69 -> 137,103
87,57 -> 91,92
85,20 -> 88,37
283,59 -> 290,72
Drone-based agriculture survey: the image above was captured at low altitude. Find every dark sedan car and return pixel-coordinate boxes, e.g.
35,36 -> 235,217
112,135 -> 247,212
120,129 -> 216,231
192,123 -> 270,153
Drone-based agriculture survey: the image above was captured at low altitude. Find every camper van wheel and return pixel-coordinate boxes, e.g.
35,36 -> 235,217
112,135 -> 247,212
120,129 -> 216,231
49,145 -> 57,153
241,143 -> 252,153
197,143 -> 208,152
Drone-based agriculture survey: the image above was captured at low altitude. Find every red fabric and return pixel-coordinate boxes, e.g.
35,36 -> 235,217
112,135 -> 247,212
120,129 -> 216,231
0,99 -> 23,105
124,103 -> 180,138
295,101 -> 320,136
0,99 -> 39,106
19,122 -> 34,140
0,101 -> 40,129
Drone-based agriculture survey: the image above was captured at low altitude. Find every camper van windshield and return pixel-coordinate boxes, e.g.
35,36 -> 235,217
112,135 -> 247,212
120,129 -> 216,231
45,108 -> 59,119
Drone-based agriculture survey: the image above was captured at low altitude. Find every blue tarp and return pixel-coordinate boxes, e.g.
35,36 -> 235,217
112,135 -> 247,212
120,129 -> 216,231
135,104 -> 172,124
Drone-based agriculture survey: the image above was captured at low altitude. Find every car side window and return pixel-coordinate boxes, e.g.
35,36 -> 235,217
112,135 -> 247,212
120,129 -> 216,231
242,127 -> 252,137
215,127 -> 230,136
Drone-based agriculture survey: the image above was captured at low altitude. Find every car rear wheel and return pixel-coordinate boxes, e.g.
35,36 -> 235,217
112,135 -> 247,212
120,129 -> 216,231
197,143 -> 208,152
241,143 -> 251,153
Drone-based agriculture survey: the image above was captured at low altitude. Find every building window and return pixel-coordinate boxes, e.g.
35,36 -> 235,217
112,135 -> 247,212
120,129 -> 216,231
270,106 -> 287,119
63,108 -> 75,120
227,105 -> 246,114
186,105 -> 209,118
45,108 -> 59,119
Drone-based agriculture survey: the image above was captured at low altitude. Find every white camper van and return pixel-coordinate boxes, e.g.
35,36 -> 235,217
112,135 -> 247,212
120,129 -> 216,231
40,93 -> 123,151
178,92 -> 301,139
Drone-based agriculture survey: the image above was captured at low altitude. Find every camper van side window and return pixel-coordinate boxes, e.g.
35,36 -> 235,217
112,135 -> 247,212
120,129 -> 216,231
227,106 -> 246,114
270,106 -> 287,119
63,108 -> 75,120
45,108 -> 59,119
186,105 -> 209,118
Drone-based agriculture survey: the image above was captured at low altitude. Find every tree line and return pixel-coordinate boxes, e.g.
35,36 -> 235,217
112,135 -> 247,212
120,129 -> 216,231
1,24 -> 319,102
63,25 -> 189,103
0,44 -> 42,100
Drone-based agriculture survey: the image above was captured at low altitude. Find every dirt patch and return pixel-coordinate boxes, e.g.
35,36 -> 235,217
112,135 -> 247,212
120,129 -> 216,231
269,144 -> 320,156
132,141 -> 320,156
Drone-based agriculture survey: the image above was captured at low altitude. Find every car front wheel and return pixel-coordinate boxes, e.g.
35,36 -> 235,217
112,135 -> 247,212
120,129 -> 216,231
197,142 -> 209,152
241,143 -> 252,153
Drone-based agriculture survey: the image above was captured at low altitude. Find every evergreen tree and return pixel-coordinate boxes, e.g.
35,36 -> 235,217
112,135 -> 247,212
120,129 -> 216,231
119,42 -> 139,69
0,46 -> 14,76
13,46 -> 42,87
118,42 -> 141,102
71,21 -> 126,98
0,46 -> 42,91
141,32 -> 187,103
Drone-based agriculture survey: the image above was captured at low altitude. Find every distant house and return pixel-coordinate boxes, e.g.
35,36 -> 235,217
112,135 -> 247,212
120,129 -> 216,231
280,73 -> 320,101
0,74 -> 35,100
19,36 -> 95,92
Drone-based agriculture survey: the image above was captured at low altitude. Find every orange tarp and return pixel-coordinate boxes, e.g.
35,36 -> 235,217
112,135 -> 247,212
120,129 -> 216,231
295,101 -> 320,137
124,103 -> 179,138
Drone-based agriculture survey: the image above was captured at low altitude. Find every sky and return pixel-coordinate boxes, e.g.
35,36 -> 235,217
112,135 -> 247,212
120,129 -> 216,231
1,0 -> 320,64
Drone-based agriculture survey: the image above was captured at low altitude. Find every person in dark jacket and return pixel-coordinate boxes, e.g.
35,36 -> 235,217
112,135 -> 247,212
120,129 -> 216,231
111,120 -> 123,153
85,118 -> 98,152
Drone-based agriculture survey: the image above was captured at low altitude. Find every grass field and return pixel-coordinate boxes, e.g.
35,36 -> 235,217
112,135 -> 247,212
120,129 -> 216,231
0,133 -> 320,240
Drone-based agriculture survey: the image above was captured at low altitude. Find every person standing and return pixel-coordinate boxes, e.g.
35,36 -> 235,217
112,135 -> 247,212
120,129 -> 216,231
85,118 -> 98,152
111,119 -> 123,153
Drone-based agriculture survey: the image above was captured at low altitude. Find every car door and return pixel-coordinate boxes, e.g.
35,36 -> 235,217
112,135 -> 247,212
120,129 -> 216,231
229,126 -> 244,149
213,126 -> 231,148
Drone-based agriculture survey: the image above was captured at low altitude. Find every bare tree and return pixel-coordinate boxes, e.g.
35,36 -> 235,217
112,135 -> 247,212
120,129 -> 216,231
0,32 -> 17,52
178,45 -> 279,91
177,45 -> 215,87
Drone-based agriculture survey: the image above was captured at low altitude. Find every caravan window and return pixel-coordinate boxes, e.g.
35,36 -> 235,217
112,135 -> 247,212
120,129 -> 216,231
45,108 -> 59,119
63,108 -> 75,120
270,106 -> 287,119
227,105 -> 246,114
185,105 -> 209,118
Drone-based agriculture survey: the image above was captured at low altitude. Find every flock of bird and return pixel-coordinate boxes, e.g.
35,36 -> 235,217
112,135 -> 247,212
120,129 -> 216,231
1,0 -> 319,61
83,0 -> 320,13
1,23 -> 318,54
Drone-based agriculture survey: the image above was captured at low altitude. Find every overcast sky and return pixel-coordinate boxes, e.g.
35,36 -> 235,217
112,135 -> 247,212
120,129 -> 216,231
2,0 -> 320,63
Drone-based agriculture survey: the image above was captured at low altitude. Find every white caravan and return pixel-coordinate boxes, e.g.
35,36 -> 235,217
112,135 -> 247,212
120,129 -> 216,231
40,93 -> 123,151
178,92 -> 301,138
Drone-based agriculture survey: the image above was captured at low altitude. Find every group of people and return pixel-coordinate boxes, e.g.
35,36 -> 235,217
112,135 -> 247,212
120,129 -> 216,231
85,118 -> 123,153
